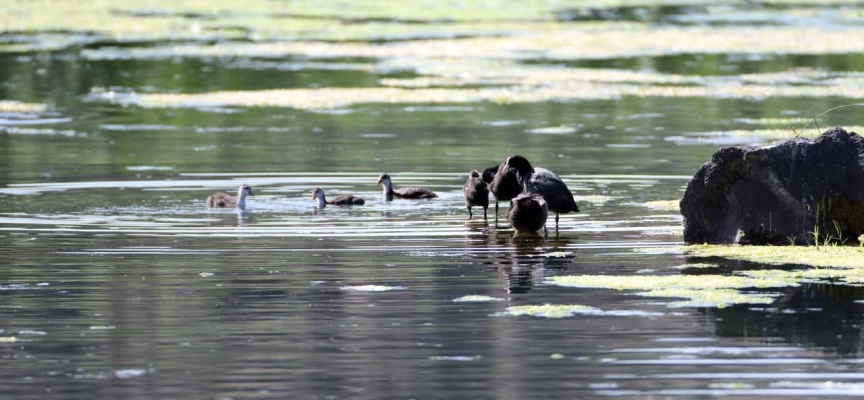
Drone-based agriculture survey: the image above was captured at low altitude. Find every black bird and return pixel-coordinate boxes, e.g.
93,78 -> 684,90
312,187 -> 365,208
483,162 -> 524,225
507,193 -> 548,235
504,155 -> 579,231
377,173 -> 437,199
463,170 -> 489,220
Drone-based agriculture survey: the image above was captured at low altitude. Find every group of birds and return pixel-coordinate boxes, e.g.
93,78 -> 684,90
205,155 -> 579,235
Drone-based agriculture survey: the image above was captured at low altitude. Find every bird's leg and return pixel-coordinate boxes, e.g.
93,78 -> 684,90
555,213 -> 560,231
494,202 -> 499,225
467,207 -> 473,220
543,224 -> 548,237
483,207 -> 487,221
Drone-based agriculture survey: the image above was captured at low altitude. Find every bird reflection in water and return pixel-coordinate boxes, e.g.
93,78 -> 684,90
472,230 -> 572,294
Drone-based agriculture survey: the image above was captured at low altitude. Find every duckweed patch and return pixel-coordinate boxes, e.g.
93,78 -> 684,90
643,200 -> 680,211
547,274 -> 794,308
502,304 -> 665,318
637,288 -> 778,308
741,268 -> 864,286
548,274 -> 795,291
679,244 -> 864,269
0,101 -> 48,113
503,304 -> 596,318
92,80 -> 864,110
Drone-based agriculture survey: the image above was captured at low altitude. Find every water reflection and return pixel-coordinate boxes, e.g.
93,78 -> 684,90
710,284 -> 864,357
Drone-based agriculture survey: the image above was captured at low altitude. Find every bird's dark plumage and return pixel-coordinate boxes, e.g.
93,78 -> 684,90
486,160 -> 524,224
507,193 -> 548,235
481,166 -> 498,186
505,155 -> 579,230
463,170 -> 489,220
377,173 -> 437,199
313,187 -> 365,207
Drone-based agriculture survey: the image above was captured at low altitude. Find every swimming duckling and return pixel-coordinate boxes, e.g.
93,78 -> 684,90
376,173 -> 437,199
312,187 -> 365,208
507,193 -> 548,235
463,170 -> 489,220
206,183 -> 254,210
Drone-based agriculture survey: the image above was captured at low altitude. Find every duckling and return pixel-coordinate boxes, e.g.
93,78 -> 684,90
376,173 -> 437,199
206,183 -> 254,209
463,170 -> 489,220
504,155 -> 579,231
484,161 -> 524,224
507,193 -> 548,235
312,187 -> 365,208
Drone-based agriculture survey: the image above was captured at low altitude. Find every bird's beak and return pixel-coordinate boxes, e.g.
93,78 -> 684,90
376,179 -> 382,184
312,194 -> 317,200
248,189 -> 254,196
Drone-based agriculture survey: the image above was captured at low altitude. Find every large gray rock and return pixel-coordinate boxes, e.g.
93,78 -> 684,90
681,127 -> 864,245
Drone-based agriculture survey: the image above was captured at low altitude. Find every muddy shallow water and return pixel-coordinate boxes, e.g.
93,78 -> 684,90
5,1 -> 864,399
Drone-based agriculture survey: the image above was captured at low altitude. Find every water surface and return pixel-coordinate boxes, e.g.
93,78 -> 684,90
4,1 -> 864,398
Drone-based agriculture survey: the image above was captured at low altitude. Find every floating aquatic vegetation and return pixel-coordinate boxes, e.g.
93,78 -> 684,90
501,304 -> 665,318
547,274 -> 794,308
81,26 -> 864,61
741,268 -> 864,286
92,80 -> 864,110
679,244 -> 864,269
643,200 -> 680,211
340,285 -> 406,292
503,304 -> 597,318
0,101 -> 47,113
637,288 -> 778,308
453,295 -> 505,302
549,274 -> 795,291
734,117 -> 813,126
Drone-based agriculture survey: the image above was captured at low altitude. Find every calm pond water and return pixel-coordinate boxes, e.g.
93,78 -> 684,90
4,1 -> 864,399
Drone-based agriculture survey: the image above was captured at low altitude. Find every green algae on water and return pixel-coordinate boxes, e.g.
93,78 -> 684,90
637,288 -> 778,308
643,200 -> 680,211
503,304 -> 596,318
679,244 -> 864,269
548,274 -> 795,291
547,274 -> 794,308
0,101 -> 47,113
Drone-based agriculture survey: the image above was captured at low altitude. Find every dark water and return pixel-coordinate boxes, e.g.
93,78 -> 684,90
4,3 -> 864,399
